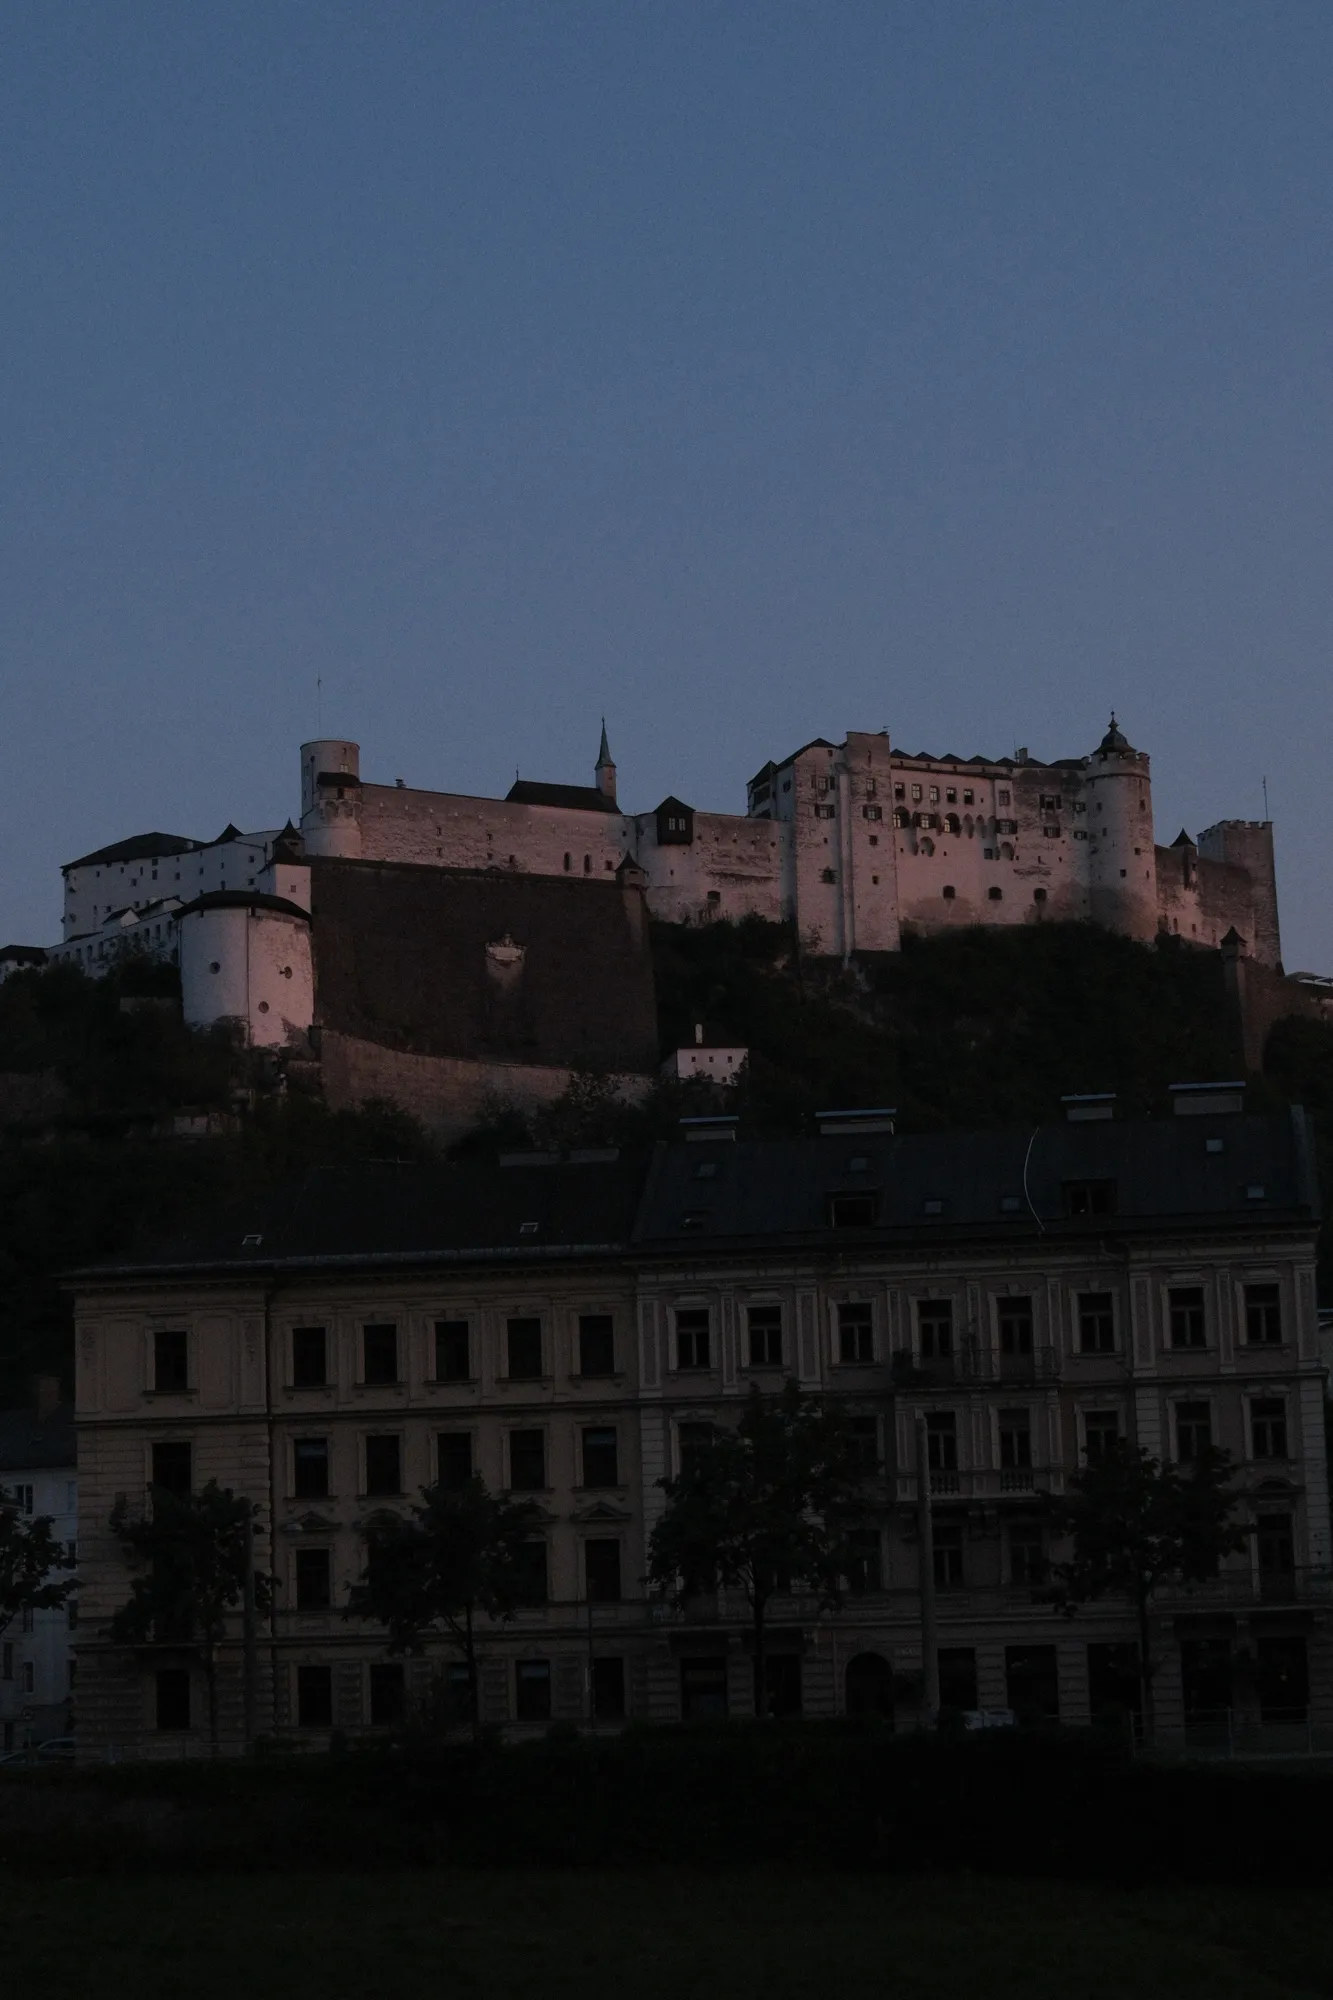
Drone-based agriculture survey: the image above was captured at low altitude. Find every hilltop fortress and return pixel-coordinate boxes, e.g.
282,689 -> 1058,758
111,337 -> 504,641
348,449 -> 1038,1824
18,717 -> 1284,1131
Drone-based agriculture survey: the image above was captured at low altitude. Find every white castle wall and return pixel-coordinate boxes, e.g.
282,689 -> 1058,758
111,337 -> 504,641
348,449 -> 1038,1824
62,833 -> 278,942
179,899 -> 313,1049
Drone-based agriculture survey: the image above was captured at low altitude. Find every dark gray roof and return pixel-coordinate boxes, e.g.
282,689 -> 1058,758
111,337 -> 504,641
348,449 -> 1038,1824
0,1404 -> 75,1473
70,1112 -> 1318,1285
505,780 -> 620,814
176,890 -> 309,922
62,833 -> 200,873
77,1155 -> 649,1278
632,1111 -> 1318,1251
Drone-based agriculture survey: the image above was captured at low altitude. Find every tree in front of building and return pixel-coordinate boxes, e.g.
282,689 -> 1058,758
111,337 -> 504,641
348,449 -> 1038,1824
109,1481 -> 270,1754
346,1478 -> 543,1734
1042,1440 -> 1248,1735
0,1488 -> 76,1638
648,1381 -> 867,1718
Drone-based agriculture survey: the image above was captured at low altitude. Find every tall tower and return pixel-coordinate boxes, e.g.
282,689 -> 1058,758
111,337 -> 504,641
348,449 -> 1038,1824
1084,717 -> 1157,941
595,720 -> 617,803
299,739 -> 363,860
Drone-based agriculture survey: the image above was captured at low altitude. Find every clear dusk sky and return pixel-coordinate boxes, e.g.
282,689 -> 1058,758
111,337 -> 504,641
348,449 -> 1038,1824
3,5 -> 1332,967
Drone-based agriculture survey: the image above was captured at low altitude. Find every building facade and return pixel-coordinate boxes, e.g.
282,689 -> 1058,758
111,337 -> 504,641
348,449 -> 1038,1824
72,1103 -> 1328,1755
0,1384 -> 76,1753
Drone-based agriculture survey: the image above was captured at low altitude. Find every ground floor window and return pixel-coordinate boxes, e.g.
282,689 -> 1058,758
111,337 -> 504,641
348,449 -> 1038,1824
1256,1635 -> 1308,1722
369,1661 -> 405,1725
680,1655 -> 728,1722
938,1647 -> 978,1713
515,1658 -> 551,1722
1087,1642 -> 1141,1723
1180,1636 -> 1232,1723
845,1651 -> 893,1718
592,1656 -> 626,1721
155,1667 -> 191,1731
756,1652 -> 802,1718
1005,1644 -> 1059,1723
297,1664 -> 333,1728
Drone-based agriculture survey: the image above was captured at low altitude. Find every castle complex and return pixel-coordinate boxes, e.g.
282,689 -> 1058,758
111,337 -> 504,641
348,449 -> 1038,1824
10,715 -> 1282,1130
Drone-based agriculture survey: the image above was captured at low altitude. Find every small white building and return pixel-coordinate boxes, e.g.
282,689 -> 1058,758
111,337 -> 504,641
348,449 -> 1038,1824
0,1382 -> 76,1754
662,1022 -> 749,1083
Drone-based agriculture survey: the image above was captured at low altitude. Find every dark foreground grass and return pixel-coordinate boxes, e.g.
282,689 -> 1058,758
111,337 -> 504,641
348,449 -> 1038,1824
2,1869 -> 1332,2000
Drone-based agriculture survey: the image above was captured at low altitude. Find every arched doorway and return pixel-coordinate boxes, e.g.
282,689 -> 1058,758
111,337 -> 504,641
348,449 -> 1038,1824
845,1652 -> 893,1719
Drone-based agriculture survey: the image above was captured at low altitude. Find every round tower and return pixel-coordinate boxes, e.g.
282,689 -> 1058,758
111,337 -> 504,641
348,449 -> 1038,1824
1084,716 -> 1157,941
299,739 -> 362,859
178,891 -> 313,1049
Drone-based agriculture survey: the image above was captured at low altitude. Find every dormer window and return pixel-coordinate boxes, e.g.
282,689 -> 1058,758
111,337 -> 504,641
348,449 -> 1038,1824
829,1191 -> 876,1228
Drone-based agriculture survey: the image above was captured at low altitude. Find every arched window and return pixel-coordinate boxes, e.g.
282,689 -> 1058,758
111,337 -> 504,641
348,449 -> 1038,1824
920,837 -> 935,857
892,808 -> 911,829
1000,842 -> 1015,861
945,814 -> 961,835
988,886 -> 1003,901
1033,887 -> 1047,904
942,885 -> 956,900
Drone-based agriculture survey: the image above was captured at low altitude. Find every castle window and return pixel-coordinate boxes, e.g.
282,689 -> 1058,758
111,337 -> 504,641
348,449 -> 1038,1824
928,787 -> 940,804
942,886 -> 956,900
988,887 -> 1003,901
963,789 -> 974,805
1044,825 -> 1061,838
563,853 -> 571,871
863,806 -> 882,821
815,803 -> 836,820
1033,888 -> 1047,903
583,855 -> 591,874
865,780 -> 876,798
894,784 -> 905,800
946,788 -> 957,804
998,789 -> 1011,805
821,868 -> 837,884
869,835 -> 878,847
945,814 -> 960,835
911,784 -> 922,802
892,809 -> 910,829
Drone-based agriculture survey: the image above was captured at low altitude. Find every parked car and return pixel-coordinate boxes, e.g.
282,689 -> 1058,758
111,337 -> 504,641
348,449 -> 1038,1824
0,1735 -> 76,1765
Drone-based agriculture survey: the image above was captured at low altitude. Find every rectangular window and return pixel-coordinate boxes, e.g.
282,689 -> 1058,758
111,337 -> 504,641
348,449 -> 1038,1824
514,1659 -> 551,1721
581,1427 -> 619,1489
293,1437 -> 329,1499
437,1432 -> 473,1490
585,1538 -> 622,1602
747,1305 -> 783,1368
1244,1284 -> 1283,1346
829,1191 -> 876,1228
151,1441 -> 191,1497
20,1661 -> 33,1694
998,1297 -> 1034,1356
292,1326 -> 328,1389
513,1541 -> 548,1606
678,1422 -> 714,1474
844,1527 -> 882,1593
155,1667 -> 190,1730
506,1317 -> 543,1379
369,1661 -> 405,1725
938,1647 -> 977,1711
592,1657 -> 626,1720
925,1412 -> 957,1471
509,1430 -> 546,1491
1077,1292 -> 1116,1354
1175,1401 -> 1212,1461
364,1435 -> 402,1496
917,1300 -> 953,1359
1065,1180 -> 1117,1217
676,1309 -> 711,1371
11,1484 -> 34,1516
681,1655 -> 729,1721
1083,1410 -> 1120,1462
297,1664 -> 333,1727
153,1329 -> 189,1392
434,1320 -> 471,1382
1008,1526 -> 1045,1586
0,1642 -> 9,1679
1251,1399 -> 1289,1460
362,1323 -> 399,1385
578,1314 -> 616,1376
998,1409 -> 1032,1469
1005,1644 -> 1059,1722
1168,1287 -> 1207,1350
295,1547 -> 331,1610
847,1415 -> 879,1471
933,1525 -> 964,1588
1257,1512 -> 1295,1581
837,1301 -> 874,1364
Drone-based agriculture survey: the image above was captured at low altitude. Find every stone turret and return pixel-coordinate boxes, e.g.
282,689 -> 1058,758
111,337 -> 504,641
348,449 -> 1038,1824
300,739 -> 363,860
1084,716 -> 1157,942
595,720 -> 617,803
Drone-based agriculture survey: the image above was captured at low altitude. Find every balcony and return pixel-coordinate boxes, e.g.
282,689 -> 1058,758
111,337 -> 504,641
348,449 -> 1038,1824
896,1467 -> 1065,1504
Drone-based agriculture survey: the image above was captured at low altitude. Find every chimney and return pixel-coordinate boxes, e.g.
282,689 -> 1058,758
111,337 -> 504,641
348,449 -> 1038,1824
32,1374 -> 61,1418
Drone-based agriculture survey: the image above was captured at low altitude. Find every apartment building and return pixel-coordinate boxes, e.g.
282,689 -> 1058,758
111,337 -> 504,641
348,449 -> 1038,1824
71,1101 -> 1329,1755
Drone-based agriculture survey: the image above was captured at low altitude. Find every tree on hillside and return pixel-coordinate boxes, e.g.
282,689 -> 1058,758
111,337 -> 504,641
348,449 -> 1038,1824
346,1478 -> 543,1734
0,1489 -> 76,1637
648,1381 -> 868,1717
1041,1440 -> 1248,1734
110,1481 -> 271,1753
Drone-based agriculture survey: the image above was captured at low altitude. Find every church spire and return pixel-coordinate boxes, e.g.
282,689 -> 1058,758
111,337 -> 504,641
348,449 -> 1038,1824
595,719 -> 616,802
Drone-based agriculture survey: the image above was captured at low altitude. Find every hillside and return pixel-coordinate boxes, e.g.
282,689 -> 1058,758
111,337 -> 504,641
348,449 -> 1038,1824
0,919 -> 1328,1404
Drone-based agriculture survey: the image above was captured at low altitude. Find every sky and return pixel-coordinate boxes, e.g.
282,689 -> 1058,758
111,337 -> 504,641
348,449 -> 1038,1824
3,3 -> 1332,966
